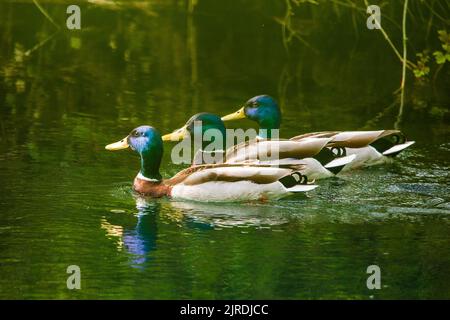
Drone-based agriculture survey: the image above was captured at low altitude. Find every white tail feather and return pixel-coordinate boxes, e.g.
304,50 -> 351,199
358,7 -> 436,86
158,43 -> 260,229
283,184 -> 318,193
324,154 -> 356,169
382,141 -> 415,156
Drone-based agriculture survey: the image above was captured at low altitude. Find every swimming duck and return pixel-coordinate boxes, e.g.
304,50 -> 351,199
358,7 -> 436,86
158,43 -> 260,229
105,125 -> 317,201
161,113 -> 356,180
221,95 -> 415,169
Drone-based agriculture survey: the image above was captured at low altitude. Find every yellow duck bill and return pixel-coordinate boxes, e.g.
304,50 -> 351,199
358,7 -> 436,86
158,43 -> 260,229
221,106 -> 246,121
161,126 -> 188,141
105,136 -> 129,150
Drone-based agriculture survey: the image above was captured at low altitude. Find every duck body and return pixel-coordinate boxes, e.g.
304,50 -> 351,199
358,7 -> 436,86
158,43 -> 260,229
134,164 -> 317,202
165,164 -> 316,201
222,137 -> 356,180
290,130 -> 415,170
162,113 -> 355,181
106,126 -> 317,202
221,95 -> 415,170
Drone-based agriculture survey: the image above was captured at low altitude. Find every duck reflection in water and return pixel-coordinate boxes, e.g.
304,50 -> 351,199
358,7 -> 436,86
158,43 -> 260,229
101,195 -> 292,268
168,200 -> 289,229
101,198 -> 159,268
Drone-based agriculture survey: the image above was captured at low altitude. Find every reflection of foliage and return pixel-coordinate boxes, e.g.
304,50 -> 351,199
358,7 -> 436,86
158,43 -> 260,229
188,0 -> 198,14
433,30 -> 450,65
274,0 -> 318,53
88,0 -> 157,16
277,0 -> 449,76
413,51 -> 430,79
429,106 -> 447,119
0,0 -> 448,158
413,30 -> 450,81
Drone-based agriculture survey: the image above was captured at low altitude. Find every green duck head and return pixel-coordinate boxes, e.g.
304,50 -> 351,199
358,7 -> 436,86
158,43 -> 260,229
106,126 -> 163,181
221,95 -> 281,139
162,112 -> 226,150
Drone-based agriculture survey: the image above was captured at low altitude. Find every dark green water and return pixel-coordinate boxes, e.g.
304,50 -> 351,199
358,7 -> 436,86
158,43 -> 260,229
0,1 -> 449,299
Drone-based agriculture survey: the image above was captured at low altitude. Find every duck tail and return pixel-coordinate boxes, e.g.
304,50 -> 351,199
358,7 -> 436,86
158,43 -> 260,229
278,172 -> 318,193
313,147 -> 355,175
382,141 -> 415,157
323,154 -> 356,174
369,132 -> 415,157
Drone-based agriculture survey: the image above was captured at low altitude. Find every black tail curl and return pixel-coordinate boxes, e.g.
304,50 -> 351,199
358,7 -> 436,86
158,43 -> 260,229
278,172 -> 308,188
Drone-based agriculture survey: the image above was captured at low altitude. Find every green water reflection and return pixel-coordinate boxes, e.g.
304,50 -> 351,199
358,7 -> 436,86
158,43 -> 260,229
0,1 -> 449,299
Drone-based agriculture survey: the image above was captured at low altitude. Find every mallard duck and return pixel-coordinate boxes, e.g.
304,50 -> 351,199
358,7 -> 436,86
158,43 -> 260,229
221,95 -> 415,169
161,113 -> 227,165
161,113 -> 356,180
105,125 -> 317,201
